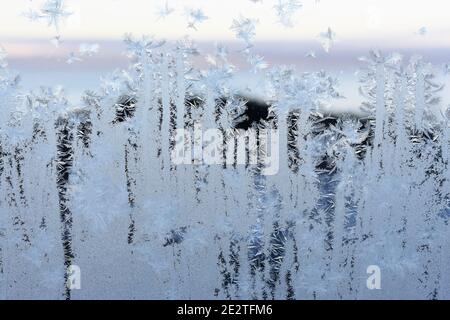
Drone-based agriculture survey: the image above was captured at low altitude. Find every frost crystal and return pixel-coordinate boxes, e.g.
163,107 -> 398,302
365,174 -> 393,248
24,0 -> 73,33
443,63 -> 450,75
230,16 -> 258,48
247,53 -> 268,73
274,0 -> 302,27
79,43 -> 100,57
155,1 -> 175,20
416,26 -> 428,36
66,52 -> 82,64
185,8 -> 209,30
0,46 -> 8,67
305,50 -> 316,59
317,27 -> 337,53
124,34 -> 166,58
50,35 -> 62,47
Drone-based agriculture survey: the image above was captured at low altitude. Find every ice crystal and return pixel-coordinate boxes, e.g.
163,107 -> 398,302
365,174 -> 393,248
79,43 -> 100,57
317,27 -> 337,53
50,35 -> 62,47
124,33 -> 166,58
416,26 -> 428,36
274,0 -> 302,27
155,1 -> 175,20
24,0 -> 73,33
230,15 -> 258,48
66,52 -> 82,64
2,16 -> 450,300
247,53 -> 268,73
185,8 -> 209,30
305,50 -> 317,59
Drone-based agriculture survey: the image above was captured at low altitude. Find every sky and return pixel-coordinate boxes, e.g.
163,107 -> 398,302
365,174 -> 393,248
1,0 -> 450,108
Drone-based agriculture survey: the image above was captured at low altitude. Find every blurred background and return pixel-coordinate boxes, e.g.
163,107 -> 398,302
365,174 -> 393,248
1,0 -> 450,111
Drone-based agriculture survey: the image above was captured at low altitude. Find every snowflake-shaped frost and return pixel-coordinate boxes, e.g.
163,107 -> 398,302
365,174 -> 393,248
274,0 -> 302,27
317,27 -> 337,53
185,8 -> 209,30
230,15 -> 258,47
